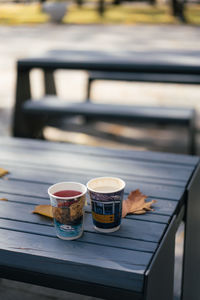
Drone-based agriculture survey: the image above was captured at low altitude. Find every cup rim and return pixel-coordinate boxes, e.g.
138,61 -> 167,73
48,181 -> 87,200
86,176 -> 125,194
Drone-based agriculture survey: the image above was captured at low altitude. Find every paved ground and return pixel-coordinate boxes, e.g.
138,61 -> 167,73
0,23 -> 200,299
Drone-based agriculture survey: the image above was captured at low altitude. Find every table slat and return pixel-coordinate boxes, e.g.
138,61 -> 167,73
0,162 -> 188,188
1,137 -> 199,166
0,219 -> 157,253
0,147 -> 194,183
0,177 -> 184,200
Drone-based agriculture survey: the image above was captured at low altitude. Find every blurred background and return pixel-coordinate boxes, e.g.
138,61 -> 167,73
0,1 -> 200,299
0,0 -> 200,154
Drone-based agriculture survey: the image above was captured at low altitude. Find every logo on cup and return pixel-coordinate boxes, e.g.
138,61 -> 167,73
60,225 -> 75,231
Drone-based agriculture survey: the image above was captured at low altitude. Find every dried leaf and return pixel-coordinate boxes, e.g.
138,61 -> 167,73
0,198 -> 8,201
0,167 -> 9,177
32,205 -> 53,219
122,189 -> 156,218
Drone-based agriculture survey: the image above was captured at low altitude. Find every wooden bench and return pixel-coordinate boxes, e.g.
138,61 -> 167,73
16,96 -> 196,154
13,52 -> 198,154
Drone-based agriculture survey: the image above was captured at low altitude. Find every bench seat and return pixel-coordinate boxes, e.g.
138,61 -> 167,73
20,96 -> 196,154
23,96 -> 195,125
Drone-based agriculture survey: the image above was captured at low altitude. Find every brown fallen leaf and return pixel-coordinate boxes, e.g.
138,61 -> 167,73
33,205 -> 53,219
0,167 -> 9,178
0,198 -> 8,201
122,189 -> 156,218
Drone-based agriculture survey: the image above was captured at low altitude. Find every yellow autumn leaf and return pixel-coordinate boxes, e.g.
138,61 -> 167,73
0,167 -> 9,177
32,205 -> 53,218
0,198 -> 8,201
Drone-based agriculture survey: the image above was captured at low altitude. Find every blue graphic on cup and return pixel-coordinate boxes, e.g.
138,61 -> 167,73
87,177 -> 125,233
54,216 -> 83,240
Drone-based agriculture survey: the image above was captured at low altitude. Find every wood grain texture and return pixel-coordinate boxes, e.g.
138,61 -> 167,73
0,146 -> 194,183
0,231 -> 145,292
0,161 -> 188,188
1,137 -> 198,166
0,219 -> 157,253
0,228 -> 151,268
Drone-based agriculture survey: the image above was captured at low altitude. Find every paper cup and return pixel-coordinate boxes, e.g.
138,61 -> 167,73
87,177 -> 125,233
48,182 -> 87,240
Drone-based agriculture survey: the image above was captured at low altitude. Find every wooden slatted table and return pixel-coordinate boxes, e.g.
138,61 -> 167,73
0,137 -> 200,300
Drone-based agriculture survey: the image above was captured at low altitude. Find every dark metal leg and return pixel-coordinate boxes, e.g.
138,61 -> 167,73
43,70 -> 57,96
12,67 -> 32,137
86,77 -> 93,101
85,76 -> 93,123
12,66 -> 46,139
181,164 -> 200,300
144,212 -> 182,300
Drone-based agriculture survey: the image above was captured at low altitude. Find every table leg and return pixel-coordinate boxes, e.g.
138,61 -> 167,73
13,66 -> 46,138
43,70 -> 57,95
182,164 -> 200,300
13,68 -> 31,137
144,214 -> 180,300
